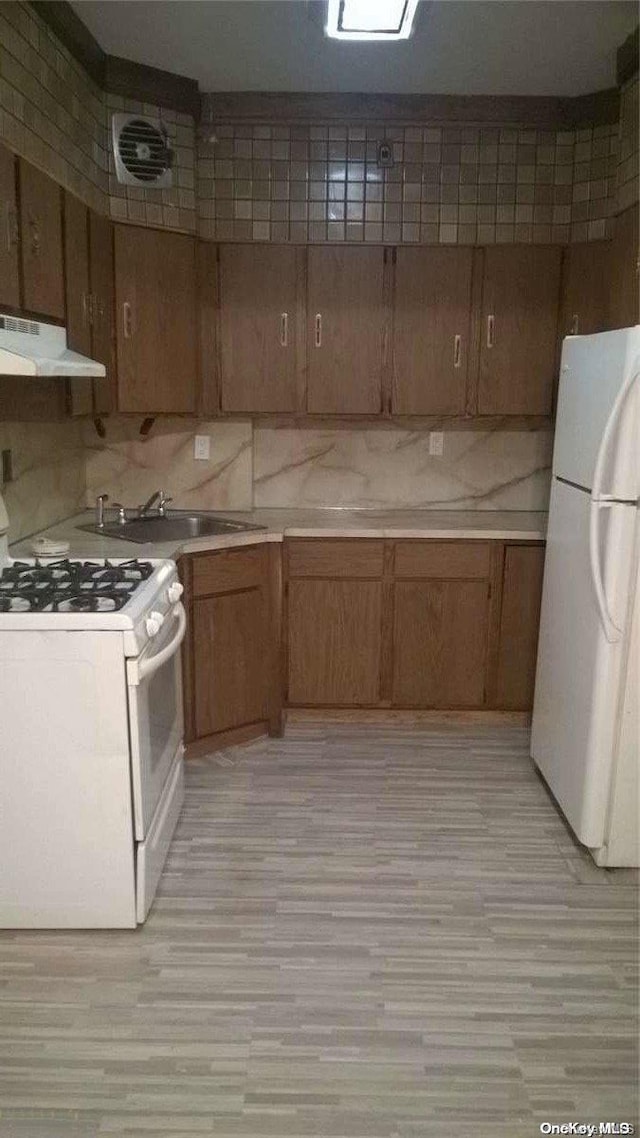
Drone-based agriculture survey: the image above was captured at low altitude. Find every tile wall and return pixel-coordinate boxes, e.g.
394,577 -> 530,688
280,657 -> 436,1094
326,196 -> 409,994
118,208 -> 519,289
106,92 -> 197,232
617,75 -> 639,214
0,0 -> 106,211
197,113 -> 622,246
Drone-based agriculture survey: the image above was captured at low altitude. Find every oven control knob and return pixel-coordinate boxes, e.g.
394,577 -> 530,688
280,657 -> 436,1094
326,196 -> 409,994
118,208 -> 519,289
167,582 -> 184,604
145,610 -> 165,638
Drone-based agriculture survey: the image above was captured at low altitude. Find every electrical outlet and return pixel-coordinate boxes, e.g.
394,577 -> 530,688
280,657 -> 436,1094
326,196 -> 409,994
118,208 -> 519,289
428,432 -> 444,457
194,435 -> 210,461
1,449 -> 13,484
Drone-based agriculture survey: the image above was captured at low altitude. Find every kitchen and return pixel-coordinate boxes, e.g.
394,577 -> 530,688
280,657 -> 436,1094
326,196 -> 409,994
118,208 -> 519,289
0,0 -> 638,1133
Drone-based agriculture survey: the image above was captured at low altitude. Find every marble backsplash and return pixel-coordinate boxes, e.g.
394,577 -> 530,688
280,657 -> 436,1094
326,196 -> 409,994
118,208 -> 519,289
83,418 -> 253,511
0,421 -> 86,543
83,419 -> 552,514
253,427 -> 553,510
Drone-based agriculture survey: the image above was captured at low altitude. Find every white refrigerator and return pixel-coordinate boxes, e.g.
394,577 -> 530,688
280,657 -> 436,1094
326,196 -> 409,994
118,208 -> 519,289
531,326 -> 639,868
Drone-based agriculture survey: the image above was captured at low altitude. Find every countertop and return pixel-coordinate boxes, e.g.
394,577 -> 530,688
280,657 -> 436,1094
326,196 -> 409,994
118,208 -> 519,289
10,508 -> 547,561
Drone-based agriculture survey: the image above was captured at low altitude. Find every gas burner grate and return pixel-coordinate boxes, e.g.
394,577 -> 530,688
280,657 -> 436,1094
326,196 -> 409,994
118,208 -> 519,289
0,558 -> 156,614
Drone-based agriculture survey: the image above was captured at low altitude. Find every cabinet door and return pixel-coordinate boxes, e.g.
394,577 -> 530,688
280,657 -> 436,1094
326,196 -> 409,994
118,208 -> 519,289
392,579 -> 490,708
219,244 -> 301,412
114,225 -> 197,413
392,246 -> 473,415
477,245 -> 562,416
306,246 -> 385,414
609,206 -> 639,330
19,160 -> 65,319
560,241 -> 610,340
89,211 -> 115,415
494,544 -> 545,710
287,578 -> 382,705
193,588 -> 269,737
0,143 -> 19,309
63,192 -> 91,355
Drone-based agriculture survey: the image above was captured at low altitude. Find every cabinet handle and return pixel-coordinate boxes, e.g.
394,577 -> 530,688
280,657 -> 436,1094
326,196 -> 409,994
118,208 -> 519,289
570,313 -> 579,335
82,292 -> 91,326
123,301 -> 133,339
486,314 -> 495,349
453,334 -> 462,368
280,312 -> 288,348
6,206 -> 18,252
29,215 -> 41,256
314,313 -> 322,348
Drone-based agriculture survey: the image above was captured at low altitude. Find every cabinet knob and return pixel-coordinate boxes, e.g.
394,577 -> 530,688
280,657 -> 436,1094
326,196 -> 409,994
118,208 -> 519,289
570,313 -> 579,336
5,206 -> 19,252
314,313 -> 322,348
28,215 -> 41,256
123,301 -> 133,339
453,334 -> 462,368
280,311 -> 288,348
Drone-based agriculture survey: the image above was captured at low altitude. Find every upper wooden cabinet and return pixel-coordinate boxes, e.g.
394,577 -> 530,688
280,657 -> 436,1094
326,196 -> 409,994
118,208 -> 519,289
0,144 -> 20,310
19,160 -> 65,320
218,244 -> 303,413
63,192 -> 91,358
392,246 -> 474,416
89,211 -> 116,415
477,245 -> 562,416
609,206 -> 639,330
560,241 -> 610,340
306,246 -> 386,414
114,224 -> 197,414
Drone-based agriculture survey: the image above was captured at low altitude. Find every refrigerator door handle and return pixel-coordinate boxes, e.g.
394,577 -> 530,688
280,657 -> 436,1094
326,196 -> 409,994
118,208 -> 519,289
589,499 -> 622,643
589,361 -> 639,644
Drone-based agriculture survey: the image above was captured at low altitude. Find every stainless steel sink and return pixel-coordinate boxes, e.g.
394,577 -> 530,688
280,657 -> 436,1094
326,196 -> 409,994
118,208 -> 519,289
77,512 -> 266,544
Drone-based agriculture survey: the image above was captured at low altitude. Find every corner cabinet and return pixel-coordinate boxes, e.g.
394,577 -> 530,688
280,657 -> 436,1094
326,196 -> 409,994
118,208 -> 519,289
0,143 -> 20,309
180,544 -> 283,753
18,159 -> 65,320
114,224 -> 197,413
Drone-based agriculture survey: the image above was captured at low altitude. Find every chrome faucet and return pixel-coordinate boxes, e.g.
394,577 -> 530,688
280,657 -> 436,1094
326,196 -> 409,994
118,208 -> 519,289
138,489 -> 172,517
95,493 -> 109,528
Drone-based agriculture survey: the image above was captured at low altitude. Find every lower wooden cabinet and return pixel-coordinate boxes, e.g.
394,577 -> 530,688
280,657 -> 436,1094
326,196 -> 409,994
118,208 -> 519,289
494,543 -> 545,710
180,545 -> 282,750
284,537 -> 545,713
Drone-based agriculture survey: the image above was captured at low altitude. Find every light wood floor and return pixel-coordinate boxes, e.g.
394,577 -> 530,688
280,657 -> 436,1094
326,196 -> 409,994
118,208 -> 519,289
0,723 -> 638,1138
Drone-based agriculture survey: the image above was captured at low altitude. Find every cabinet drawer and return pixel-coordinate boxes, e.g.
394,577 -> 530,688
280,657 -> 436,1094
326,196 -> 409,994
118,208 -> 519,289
192,545 -> 267,597
286,539 -> 384,578
394,541 -> 491,579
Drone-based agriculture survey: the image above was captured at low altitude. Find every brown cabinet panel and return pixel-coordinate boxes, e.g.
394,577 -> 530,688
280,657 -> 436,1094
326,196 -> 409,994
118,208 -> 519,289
19,160 -> 64,319
193,589 -> 269,736
392,246 -> 473,415
392,579 -> 489,708
287,538 -> 384,578
306,246 -> 385,414
114,225 -> 197,413
89,211 -> 115,415
63,192 -> 91,355
394,540 -> 491,579
192,544 -> 266,596
609,206 -> 639,330
0,144 -> 19,309
478,245 -> 562,416
287,578 -> 382,705
494,544 -> 545,710
219,244 -> 302,412
560,241 -> 610,339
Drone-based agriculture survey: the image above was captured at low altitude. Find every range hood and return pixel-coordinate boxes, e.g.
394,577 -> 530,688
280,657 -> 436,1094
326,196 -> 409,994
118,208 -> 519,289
0,314 -> 106,378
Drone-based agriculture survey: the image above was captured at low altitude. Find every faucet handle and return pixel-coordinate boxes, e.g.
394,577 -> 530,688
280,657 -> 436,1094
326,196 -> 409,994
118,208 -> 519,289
112,502 -> 127,524
95,492 -> 109,529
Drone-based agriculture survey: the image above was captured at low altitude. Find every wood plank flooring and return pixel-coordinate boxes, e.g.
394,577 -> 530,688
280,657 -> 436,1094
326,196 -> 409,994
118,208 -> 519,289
0,723 -> 638,1138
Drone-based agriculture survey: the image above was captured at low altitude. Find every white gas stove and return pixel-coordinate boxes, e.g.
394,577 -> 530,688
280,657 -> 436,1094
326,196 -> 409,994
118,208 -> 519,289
0,493 -> 186,929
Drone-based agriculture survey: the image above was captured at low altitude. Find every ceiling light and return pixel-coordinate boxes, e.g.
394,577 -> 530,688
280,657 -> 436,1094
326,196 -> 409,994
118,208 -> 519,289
326,0 -> 419,41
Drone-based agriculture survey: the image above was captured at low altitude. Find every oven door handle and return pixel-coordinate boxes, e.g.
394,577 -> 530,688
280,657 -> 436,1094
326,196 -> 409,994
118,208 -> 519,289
128,603 -> 187,686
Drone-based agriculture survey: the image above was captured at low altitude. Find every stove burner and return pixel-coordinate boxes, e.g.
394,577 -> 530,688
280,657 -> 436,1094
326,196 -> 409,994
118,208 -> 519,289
0,559 -> 155,614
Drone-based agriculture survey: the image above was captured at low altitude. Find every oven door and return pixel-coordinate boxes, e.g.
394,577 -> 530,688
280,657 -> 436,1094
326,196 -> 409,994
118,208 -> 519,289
126,602 -> 186,839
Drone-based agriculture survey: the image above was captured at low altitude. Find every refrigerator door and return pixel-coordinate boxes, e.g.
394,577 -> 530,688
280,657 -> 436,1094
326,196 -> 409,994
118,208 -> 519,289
531,479 -> 637,849
553,327 -> 640,498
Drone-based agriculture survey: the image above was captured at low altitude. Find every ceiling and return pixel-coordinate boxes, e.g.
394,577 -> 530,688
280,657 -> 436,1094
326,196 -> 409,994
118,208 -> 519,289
69,1 -> 638,97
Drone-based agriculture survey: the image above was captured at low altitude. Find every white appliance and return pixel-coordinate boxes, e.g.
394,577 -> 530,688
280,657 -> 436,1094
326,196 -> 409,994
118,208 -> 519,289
0,493 -> 186,927
531,327 -> 639,867
0,313 -> 106,377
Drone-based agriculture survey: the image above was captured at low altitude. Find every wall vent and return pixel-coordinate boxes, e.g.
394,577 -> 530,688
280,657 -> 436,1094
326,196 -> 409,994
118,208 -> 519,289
111,113 -> 173,188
